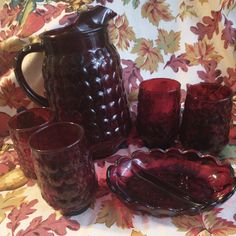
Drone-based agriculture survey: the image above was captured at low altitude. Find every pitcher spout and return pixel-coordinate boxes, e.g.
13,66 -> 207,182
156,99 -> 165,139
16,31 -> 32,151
76,6 -> 117,33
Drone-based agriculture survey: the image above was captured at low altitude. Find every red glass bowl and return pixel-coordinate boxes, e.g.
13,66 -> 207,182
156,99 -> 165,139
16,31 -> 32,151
107,148 -> 236,217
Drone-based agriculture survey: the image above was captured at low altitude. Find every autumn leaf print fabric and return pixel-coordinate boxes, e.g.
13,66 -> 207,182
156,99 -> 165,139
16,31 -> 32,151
0,0 -> 236,235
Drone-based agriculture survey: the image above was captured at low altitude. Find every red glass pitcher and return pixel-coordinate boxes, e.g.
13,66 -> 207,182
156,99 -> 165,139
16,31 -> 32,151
14,6 -> 131,159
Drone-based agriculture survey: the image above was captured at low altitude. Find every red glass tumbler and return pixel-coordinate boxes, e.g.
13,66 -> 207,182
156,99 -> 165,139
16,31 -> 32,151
29,122 -> 98,215
8,108 -> 55,179
137,78 -> 181,148
180,83 -> 233,153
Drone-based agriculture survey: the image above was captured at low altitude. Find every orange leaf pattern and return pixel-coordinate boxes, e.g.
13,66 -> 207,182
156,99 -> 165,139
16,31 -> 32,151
108,14 -> 135,50
132,38 -> 163,73
178,1 -> 198,21
95,195 -> 135,229
0,79 -> 30,109
141,0 -> 174,26
184,40 -> 223,66
156,29 -> 181,54
172,208 -> 236,236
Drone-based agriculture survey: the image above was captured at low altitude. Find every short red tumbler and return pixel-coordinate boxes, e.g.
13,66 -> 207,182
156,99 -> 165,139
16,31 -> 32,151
137,78 -> 181,148
29,122 -> 98,215
8,108 -> 55,178
180,82 -> 233,153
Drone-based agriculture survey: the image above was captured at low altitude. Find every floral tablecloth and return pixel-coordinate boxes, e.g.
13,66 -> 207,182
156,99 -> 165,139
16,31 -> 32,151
0,0 -> 236,235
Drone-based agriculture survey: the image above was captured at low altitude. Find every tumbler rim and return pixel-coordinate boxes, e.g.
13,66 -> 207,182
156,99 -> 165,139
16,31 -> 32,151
8,107 -> 55,133
29,121 -> 85,154
139,78 -> 181,94
186,82 -> 233,103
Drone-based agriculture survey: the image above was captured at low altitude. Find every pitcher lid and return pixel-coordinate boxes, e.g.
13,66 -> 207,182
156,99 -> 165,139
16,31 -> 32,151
42,6 -> 117,39
75,5 -> 117,33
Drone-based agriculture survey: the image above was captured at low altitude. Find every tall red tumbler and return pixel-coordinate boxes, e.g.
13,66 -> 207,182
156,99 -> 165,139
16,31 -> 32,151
137,78 -> 181,148
29,122 -> 98,215
8,108 -> 55,179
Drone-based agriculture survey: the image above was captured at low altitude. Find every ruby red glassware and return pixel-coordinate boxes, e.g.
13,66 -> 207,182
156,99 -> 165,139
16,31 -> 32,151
14,6 -> 131,160
29,122 -> 98,215
8,108 -> 55,179
180,83 -> 233,154
107,148 -> 236,217
136,78 -> 181,148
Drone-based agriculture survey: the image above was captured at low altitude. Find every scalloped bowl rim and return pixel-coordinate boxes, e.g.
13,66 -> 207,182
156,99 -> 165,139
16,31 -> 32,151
106,147 -> 236,216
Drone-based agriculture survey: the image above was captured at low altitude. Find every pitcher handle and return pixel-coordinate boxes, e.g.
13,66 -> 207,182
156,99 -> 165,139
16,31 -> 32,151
14,43 -> 49,107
